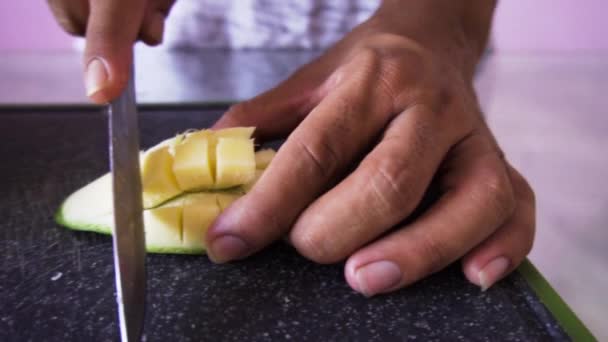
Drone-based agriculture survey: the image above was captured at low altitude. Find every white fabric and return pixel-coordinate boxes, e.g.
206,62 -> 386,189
164,0 -> 381,49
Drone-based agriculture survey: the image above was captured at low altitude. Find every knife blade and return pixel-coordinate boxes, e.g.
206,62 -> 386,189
108,66 -> 146,341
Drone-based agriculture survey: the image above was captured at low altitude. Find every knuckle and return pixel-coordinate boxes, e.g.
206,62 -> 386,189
366,158 -> 414,216
355,44 -> 409,101
415,232 -> 450,275
328,93 -> 358,119
522,225 -> 535,256
226,101 -> 252,117
520,178 -> 536,204
291,132 -> 340,180
480,166 -> 516,221
155,0 -> 176,14
47,0 -> 87,36
59,19 -> 85,36
221,101 -> 255,126
291,229 -> 337,264
511,168 -> 536,205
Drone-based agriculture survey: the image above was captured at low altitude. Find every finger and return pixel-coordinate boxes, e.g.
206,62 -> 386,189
206,52 -> 395,263
47,0 -> 90,36
462,165 -> 536,290
211,57 -> 336,141
288,104 -> 459,263
140,0 -> 174,45
84,0 -> 146,103
344,134 -> 516,296
140,9 -> 166,45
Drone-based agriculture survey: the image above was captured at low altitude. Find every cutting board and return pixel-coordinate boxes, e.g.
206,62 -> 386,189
0,106 -> 569,341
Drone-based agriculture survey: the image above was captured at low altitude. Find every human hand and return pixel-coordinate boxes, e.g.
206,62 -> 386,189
206,1 -> 535,296
47,0 -> 175,103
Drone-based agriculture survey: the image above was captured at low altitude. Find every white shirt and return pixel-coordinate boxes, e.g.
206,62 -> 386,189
164,0 -> 381,49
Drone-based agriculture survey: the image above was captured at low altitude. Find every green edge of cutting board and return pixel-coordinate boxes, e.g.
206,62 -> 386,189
517,259 -> 596,341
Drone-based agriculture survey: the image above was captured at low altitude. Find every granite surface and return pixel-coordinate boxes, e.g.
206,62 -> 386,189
0,107 -> 569,341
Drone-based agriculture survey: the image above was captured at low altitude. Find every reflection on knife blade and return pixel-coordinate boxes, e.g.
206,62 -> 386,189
108,66 -> 146,341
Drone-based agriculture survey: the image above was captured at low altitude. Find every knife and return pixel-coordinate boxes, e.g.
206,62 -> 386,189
108,65 -> 146,341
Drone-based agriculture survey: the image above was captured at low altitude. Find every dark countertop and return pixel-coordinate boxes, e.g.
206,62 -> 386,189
1,107 -> 570,341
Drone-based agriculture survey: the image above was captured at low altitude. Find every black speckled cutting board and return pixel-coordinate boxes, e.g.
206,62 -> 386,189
0,107 -> 569,341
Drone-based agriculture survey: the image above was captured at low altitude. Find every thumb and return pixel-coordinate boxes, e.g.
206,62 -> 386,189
84,0 -> 146,103
212,60 -> 333,141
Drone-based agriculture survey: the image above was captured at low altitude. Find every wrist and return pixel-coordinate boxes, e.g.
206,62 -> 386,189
369,0 -> 496,79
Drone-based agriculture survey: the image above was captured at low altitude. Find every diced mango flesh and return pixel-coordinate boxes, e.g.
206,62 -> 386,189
216,193 -> 240,210
242,169 -> 264,193
145,205 -> 183,248
213,127 -> 255,139
207,127 -> 254,176
141,128 -> 258,208
255,149 -> 276,170
57,126 -> 278,254
172,131 -> 214,190
215,137 -> 256,188
141,146 -> 182,209
145,193 -> 222,251
182,194 -> 220,250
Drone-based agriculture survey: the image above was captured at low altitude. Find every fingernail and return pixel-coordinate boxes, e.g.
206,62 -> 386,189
355,261 -> 402,297
208,235 -> 250,263
85,58 -> 109,98
478,256 -> 510,291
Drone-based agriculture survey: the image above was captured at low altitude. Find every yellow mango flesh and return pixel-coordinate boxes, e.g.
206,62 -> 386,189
215,137 -> 256,188
144,205 -> 183,249
145,193 -> 222,252
207,127 -> 255,177
57,126 -> 275,254
172,131 -> 214,190
255,149 -> 276,169
141,145 -> 182,209
214,127 -> 255,139
182,194 -> 220,250
242,169 -> 264,193
216,193 -> 240,210
141,128 -> 257,208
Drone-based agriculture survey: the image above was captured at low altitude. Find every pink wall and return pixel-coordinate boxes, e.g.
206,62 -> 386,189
493,0 -> 608,51
0,2 -> 72,51
0,1 -> 607,52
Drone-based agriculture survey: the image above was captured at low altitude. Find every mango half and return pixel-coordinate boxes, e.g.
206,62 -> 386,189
55,128 -> 276,254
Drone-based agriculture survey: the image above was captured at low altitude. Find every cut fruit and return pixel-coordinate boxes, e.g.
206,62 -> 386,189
55,173 -> 113,234
215,137 -> 256,188
145,205 -> 183,250
58,191 -> 223,254
216,193 -> 240,211
55,127 -> 277,255
255,149 -> 276,170
214,127 -> 255,139
242,169 -> 264,193
135,128 -> 259,208
182,193 -> 220,251
172,131 -> 214,190
141,145 -> 181,208
208,127 -> 255,177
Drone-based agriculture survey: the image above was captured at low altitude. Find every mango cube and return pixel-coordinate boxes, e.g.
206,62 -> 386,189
172,131 -> 214,190
214,127 -> 255,139
216,193 -> 241,210
182,194 -> 220,250
141,145 -> 181,208
254,149 -> 276,169
215,137 -> 256,188
144,205 -> 183,249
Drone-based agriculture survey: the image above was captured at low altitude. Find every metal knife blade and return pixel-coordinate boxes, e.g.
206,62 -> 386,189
108,66 -> 146,342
